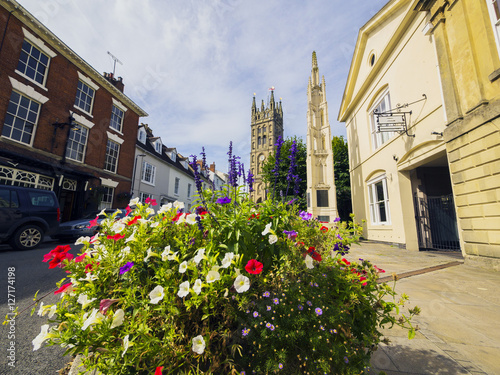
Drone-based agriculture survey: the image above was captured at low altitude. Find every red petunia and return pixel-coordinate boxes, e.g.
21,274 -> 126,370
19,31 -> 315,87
107,233 -> 125,241
155,366 -> 164,375
54,282 -> 72,295
74,253 -> 87,263
145,197 -> 157,206
125,205 -> 132,216
359,276 -> 367,286
87,216 -> 99,228
127,215 -> 142,226
245,259 -> 263,275
320,226 -> 328,232
374,265 -> 386,273
340,258 -> 351,266
172,212 -> 183,222
307,247 -> 322,262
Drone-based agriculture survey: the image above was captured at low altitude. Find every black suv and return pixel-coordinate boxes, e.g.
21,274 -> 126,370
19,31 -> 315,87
0,185 -> 60,250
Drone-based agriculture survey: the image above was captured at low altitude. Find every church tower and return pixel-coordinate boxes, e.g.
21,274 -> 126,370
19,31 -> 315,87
250,89 -> 283,203
306,52 -> 338,222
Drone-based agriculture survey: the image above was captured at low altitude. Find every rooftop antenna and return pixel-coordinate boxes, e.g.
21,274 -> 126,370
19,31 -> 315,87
107,51 -> 123,76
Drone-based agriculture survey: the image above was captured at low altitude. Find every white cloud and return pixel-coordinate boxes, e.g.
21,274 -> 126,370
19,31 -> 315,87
17,0 -> 387,170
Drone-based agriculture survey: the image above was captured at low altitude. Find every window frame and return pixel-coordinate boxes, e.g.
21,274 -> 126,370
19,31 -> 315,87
1,90 -> 41,146
187,183 -> 192,198
99,186 -> 114,210
141,161 -> 156,185
174,177 -> 180,195
104,139 -> 120,173
367,174 -> 391,225
369,89 -> 394,150
140,192 -> 153,204
16,39 -> 51,87
487,0 -> 500,58
74,80 -> 96,115
65,124 -> 89,163
109,104 -> 125,132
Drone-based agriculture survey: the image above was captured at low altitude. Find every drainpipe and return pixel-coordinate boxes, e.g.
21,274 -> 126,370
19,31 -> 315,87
0,7 -> 18,60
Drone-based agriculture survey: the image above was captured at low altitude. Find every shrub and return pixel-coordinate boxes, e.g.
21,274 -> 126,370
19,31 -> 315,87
31,185 -> 418,375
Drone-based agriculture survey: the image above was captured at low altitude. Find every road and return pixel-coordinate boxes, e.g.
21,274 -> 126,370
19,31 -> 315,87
0,238 -> 81,375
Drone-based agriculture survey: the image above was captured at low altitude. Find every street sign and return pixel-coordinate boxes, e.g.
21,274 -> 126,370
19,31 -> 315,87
376,112 -> 407,132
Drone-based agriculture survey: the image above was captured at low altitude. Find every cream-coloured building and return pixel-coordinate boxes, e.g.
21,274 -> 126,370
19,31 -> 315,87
339,0 -> 500,269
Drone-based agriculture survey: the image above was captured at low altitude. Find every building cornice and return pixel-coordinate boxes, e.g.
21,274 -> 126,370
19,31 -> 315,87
2,0 -> 148,118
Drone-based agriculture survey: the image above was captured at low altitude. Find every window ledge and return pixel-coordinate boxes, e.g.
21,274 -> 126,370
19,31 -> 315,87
488,68 -> 500,83
73,105 -> 94,118
15,70 -> 48,91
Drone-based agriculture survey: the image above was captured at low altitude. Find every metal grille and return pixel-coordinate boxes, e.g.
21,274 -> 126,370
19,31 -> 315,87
414,193 -> 460,251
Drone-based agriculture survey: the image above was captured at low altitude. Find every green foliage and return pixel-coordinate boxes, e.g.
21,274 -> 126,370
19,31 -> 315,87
32,188 -> 418,375
332,136 -> 352,222
261,136 -> 307,209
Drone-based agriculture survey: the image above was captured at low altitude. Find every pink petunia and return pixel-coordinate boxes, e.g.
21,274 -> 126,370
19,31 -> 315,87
54,282 -> 72,295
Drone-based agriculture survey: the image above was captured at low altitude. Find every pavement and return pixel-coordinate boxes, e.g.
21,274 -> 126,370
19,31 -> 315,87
345,241 -> 500,375
67,241 -> 500,375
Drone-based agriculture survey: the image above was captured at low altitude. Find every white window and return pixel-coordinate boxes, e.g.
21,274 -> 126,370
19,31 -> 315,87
369,89 -> 394,150
138,128 -> 147,143
140,192 -> 153,204
141,161 -> 156,185
367,175 -> 390,225
65,125 -> 89,163
16,40 -> 50,86
1,91 -> 40,145
174,177 -> 180,195
99,186 -> 114,210
487,0 -> 500,57
74,80 -> 95,114
187,183 -> 192,198
110,105 -> 124,132
104,139 -> 120,173
154,140 -> 162,153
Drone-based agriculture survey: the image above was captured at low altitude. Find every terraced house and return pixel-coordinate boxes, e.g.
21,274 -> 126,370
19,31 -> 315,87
338,0 -> 500,269
0,0 -> 147,221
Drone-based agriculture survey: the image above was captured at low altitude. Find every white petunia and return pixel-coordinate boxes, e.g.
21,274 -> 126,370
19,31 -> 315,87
262,222 -> 272,235
129,197 -> 140,206
234,268 -> 241,277
32,324 -> 54,351
111,222 -> 126,233
179,261 -> 188,273
125,230 -> 136,243
177,281 -> 190,298
193,248 -> 205,264
305,254 -> 314,269
192,335 -> 205,355
146,207 -> 155,217
185,213 -> 197,225
221,252 -> 234,268
176,214 -> 186,225
149,285 -> 165,304
193,279 -> 202,295
150,221 -> 160,228
122,246 -> 131,256
75,236 -> 91,245
48,305 -> 57,319
269,234 -> 278,244
144,247 -> 156,262
77,293 -> 96,309
111,309 -> 125,328
158,203 -> 172,213
122,334 -> 130,357
234,275 -> 250,293
206,269 -> 220,283
81,308 -> 105,330
173,200 -> 185,210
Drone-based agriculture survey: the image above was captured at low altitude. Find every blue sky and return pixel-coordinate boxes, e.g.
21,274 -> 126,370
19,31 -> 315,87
17,0 -> 388,172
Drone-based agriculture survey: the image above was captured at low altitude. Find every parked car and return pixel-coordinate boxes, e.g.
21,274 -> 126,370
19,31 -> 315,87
0,185 -> 60,250
54,209 -> 127,239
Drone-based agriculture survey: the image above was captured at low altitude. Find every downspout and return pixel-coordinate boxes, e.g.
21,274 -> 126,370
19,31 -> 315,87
0,7 -> 18,60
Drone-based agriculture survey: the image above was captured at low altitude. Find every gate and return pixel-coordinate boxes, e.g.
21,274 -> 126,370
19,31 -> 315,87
414,193 -> 460,251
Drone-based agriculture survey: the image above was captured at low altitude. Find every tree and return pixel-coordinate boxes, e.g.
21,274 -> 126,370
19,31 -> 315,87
262,136 -> 307,209
332,135 -> 352,221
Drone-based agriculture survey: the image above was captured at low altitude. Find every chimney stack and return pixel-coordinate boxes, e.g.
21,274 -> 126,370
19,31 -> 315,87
210,162 -> 216,173
103,72 -> 125,92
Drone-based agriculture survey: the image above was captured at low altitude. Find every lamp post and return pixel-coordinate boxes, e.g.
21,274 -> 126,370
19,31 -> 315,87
131,154 -> 146,198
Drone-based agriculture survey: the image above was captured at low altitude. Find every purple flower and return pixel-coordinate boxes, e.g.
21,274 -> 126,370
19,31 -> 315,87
299,211 -> 312,221
278,363 -> 283,369
320,325 -> 325,331
283,230 -> 297,239
344,356 -> 349,364
262,291 -> 270,297
270,324 -> 275,331
242,328 -> 250,336
247,169 -> 254,192
298,304 -> 303,310
216,196 -> 231,205
273,298 -> 279,305
253,311 -> 259,318
266,322 -> 272,329
267,306 -> 271,311
334,217 -> 341,223
119,262 -> 134,275
315,308 -> 323,316
306,301 -> 312,306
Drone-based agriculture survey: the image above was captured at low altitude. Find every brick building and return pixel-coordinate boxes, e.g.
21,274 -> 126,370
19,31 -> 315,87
0,1 -> 147,221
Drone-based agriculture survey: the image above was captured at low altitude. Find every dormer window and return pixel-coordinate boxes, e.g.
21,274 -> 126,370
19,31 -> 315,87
154,140 -> 162,153
181,160 -> 188,169
138,128 -> 147,143
169,152 -> 176,162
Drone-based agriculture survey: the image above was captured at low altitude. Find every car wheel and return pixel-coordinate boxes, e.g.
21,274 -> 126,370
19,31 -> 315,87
10,224 -> 44,250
